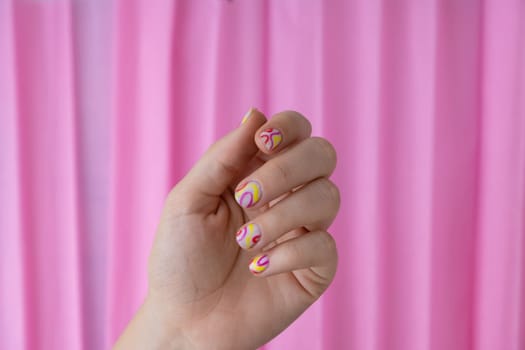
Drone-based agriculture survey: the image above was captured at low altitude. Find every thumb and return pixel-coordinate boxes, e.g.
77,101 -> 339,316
179,108 -> 266,202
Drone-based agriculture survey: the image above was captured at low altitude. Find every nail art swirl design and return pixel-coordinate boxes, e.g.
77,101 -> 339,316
260,128 -> 283,151
236,223 -> 262,249
249,254 -> 269,274
235,180 -> 262,208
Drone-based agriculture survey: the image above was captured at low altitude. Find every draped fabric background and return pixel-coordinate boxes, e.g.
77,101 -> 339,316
1,0 -> 524,349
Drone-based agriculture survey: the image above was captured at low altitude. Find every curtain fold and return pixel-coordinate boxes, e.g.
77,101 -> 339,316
9,1 -> 84,349
70,0 -> 112,348
474,2 -> 525,348
0,1 -> 524,349
0,1 -> 25,348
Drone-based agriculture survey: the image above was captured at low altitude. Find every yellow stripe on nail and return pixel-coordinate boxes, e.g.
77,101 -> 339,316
241,107 -> 255,124
249,254 -> 269,275
235,180 -> 262,208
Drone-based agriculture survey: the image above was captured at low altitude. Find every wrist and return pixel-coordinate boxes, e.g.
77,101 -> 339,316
113,294 -> 193,349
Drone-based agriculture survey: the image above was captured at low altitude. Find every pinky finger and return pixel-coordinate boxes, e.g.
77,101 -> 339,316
248,230 -> 338,282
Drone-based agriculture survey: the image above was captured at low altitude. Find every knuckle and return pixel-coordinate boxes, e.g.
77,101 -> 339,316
268,159 -> 290,182
317,232 -> 337,254
164,194 -> 187,215
216,158 -> 242,178
287,240 -> 305,262
311,137 -> 337,170
316,179 -> 341,207
164,184 -> 195,216
285,110 -> 312,134
283,109 -> 307,121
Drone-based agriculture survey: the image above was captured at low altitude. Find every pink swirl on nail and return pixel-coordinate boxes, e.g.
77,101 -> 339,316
236,224 -> 262,249
236,226 -> 247,240
249,254 -> 270,274
235,180 -> 262,208
260,128 -> 283,151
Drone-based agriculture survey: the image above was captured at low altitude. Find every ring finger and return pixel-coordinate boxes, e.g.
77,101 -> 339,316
235,178 -> 340,250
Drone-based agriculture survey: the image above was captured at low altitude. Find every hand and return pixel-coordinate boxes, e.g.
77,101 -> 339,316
114,109 -> 340,350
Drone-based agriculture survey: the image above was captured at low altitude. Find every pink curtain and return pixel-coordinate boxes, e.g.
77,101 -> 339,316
1,0 -> 524,349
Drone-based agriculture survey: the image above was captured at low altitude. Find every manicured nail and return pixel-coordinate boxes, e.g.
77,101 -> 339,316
236,223 -> 262,249
259,128 -> 283,151
241,107 -> 255,125
249,254 -> 269,275
235,180 -> 262,208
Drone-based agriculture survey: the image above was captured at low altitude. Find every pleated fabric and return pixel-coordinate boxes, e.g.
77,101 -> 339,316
0,1 -> 524,349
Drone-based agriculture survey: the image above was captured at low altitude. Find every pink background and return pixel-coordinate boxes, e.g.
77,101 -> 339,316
1,0 -> 524,349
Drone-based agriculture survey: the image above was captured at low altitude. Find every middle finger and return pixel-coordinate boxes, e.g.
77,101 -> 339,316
234,137 -> 337,209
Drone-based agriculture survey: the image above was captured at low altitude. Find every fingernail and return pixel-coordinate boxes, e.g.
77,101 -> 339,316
236,223 -> 262,250
249,254 -> 269,275
235,180 -> 262,208
241,107 -> 256,125
259,128 -> 283,151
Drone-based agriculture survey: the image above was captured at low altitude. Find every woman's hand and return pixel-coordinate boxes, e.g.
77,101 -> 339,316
114,109 -> 340,350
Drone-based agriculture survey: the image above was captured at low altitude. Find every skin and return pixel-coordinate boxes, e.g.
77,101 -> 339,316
114,110 -> 340,350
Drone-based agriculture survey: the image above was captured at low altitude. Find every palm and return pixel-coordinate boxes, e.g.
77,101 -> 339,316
149,158 -> 322,349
